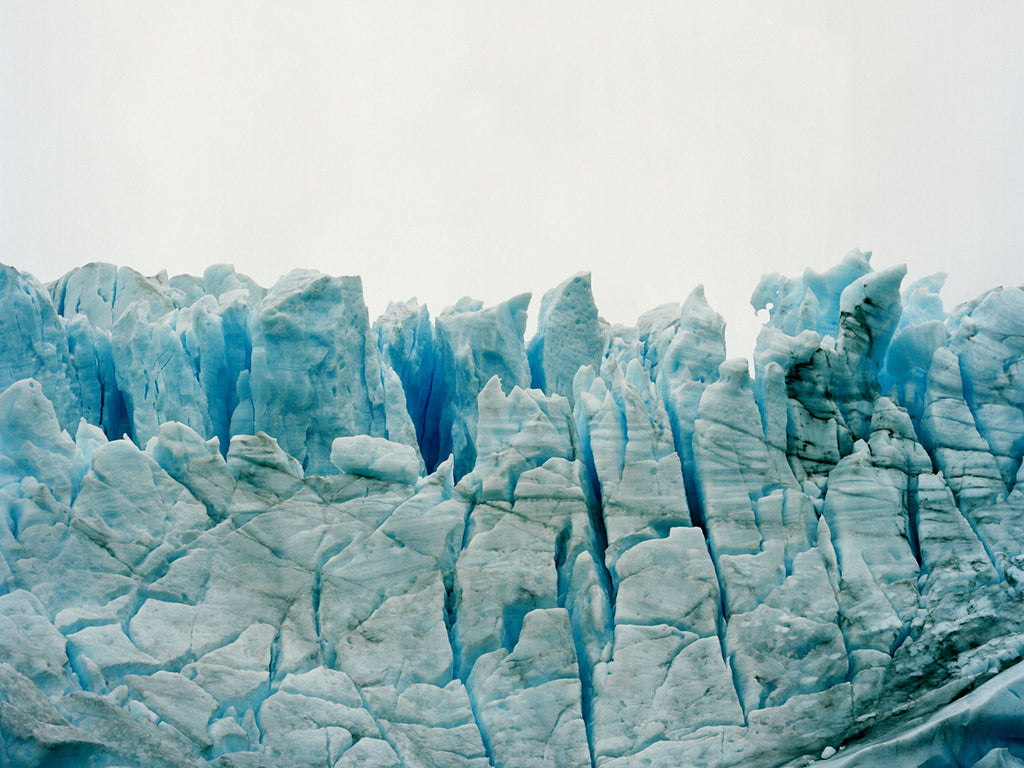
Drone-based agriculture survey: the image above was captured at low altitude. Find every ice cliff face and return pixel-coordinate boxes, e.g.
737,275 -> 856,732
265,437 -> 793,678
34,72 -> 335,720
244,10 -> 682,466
2,252 -> 1024,767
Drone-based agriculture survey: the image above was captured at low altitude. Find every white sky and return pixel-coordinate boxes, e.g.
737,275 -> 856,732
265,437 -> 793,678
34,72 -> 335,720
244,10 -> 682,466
2,2 -> 1023,356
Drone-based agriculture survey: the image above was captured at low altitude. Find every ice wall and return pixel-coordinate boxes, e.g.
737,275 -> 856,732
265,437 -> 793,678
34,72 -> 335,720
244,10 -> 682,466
2,253 -> 1024,768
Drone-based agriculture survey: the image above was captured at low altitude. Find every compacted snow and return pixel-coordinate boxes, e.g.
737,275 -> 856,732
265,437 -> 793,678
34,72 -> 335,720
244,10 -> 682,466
2,251 -> 1024,767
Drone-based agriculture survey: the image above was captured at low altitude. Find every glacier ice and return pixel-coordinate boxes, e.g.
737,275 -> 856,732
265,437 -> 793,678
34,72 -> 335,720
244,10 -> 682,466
2,252 -> 1024,767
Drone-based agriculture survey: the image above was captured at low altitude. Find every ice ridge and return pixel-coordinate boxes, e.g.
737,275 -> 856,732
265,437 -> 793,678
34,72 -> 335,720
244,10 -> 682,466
2,251 -> 1024,767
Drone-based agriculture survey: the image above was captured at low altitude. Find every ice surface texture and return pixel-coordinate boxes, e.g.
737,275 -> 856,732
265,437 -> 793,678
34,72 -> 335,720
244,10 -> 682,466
3,252 -> 1024,767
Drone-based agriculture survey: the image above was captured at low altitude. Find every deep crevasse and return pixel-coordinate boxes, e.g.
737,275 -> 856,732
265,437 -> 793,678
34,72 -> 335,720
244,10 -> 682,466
2,251 -> 1024,767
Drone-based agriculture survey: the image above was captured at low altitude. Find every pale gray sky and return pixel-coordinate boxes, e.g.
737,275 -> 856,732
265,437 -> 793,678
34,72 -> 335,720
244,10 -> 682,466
3,2 -> 1023,355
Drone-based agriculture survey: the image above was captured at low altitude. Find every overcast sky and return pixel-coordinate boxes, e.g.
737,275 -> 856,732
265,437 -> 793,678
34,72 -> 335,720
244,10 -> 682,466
3,2 -> 1023,355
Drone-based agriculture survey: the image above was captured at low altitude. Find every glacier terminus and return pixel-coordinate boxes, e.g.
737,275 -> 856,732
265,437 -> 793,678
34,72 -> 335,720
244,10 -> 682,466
2,251 -> 1024,767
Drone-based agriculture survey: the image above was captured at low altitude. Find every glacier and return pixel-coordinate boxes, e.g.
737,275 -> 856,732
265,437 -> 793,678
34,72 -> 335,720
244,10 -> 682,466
2,251 -> 1024,767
